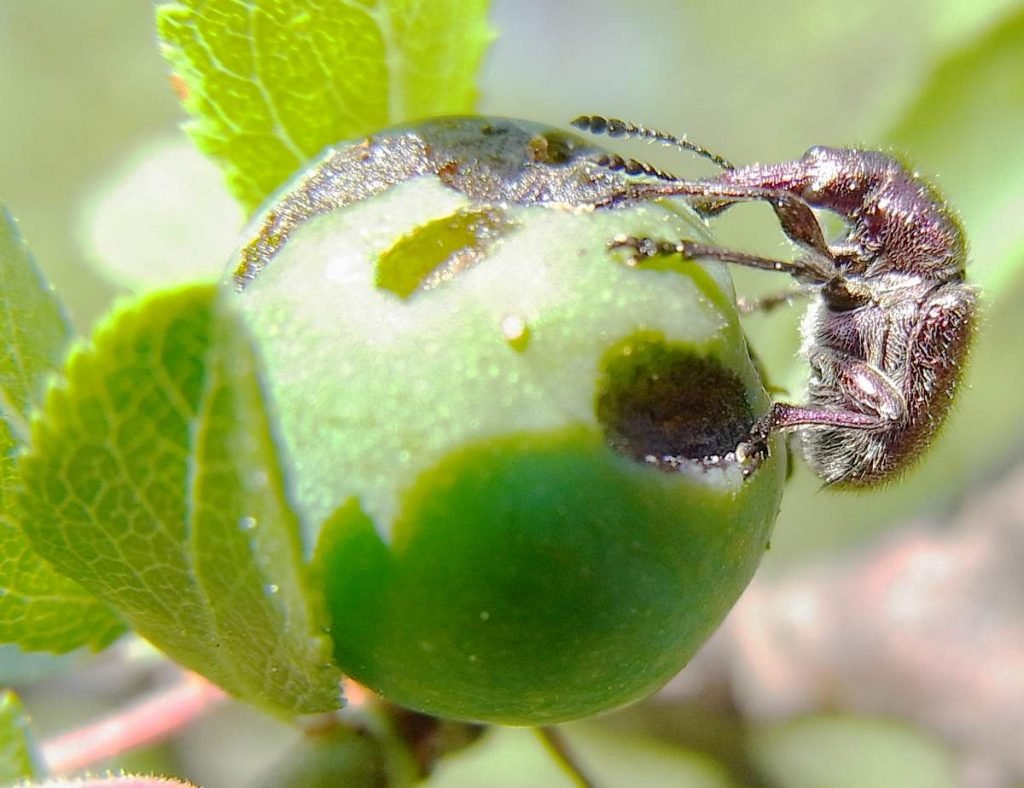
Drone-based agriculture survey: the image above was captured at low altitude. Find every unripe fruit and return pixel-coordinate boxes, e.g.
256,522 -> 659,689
227,117 -> 785,724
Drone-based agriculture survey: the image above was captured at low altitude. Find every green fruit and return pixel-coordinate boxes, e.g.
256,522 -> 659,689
227,117 -> 785,724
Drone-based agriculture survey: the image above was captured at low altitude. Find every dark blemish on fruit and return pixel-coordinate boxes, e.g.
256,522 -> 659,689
595,333 -> 753,471
375,207 -> 516,299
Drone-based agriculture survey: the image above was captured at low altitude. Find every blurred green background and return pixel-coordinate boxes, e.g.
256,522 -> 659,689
3,1 -> 1024,785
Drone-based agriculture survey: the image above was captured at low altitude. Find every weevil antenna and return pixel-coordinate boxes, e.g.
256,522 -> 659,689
571,115 -> 735,171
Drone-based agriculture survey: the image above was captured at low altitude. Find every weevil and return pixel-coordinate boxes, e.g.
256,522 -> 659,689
573,115 -> 977,486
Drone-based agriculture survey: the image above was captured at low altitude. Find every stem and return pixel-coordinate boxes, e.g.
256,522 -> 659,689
41,672 -> 225,775
535,726 -> 596,788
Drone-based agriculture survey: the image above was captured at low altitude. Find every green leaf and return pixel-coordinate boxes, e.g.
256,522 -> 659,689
886,6 -> 1024,296
19,284 -> 342,715
431,726 -> 736,788
0,206 -> 124,653
0,207 -> 69,425
0,690 -> 40,783
748,716 -> 956,788
156,0 -> 495,212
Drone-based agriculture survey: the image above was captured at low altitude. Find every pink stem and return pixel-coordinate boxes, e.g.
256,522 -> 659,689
41,673 -> 226,775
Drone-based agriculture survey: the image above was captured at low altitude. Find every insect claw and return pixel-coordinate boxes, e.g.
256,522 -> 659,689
735,439 -> 768,473
608,234 -> 654,265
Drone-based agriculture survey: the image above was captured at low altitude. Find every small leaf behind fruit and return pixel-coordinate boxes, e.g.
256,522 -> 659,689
19,284 -> 342,714
0,207 -> 69,424
0,206 -> 123,653
0,690 -> 40,783
886,6 -> 1024,295
156,0 -> 495,212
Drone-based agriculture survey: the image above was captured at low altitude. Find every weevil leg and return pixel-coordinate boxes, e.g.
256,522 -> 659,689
735,401 -> 883,474
607,178 -> 844,264
763,193 -> 835,260
751,356 -> 908,445
610,235 -> 835,284
754,402 -> 882,435
736,287 -> 811,315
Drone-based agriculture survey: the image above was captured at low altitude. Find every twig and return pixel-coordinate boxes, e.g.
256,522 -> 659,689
41,672 -> 225,775
536,726 -> 597,787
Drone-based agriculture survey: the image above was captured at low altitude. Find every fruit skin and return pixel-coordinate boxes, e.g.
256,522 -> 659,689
229,117 -> 786,724
317,428 -> 782,725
